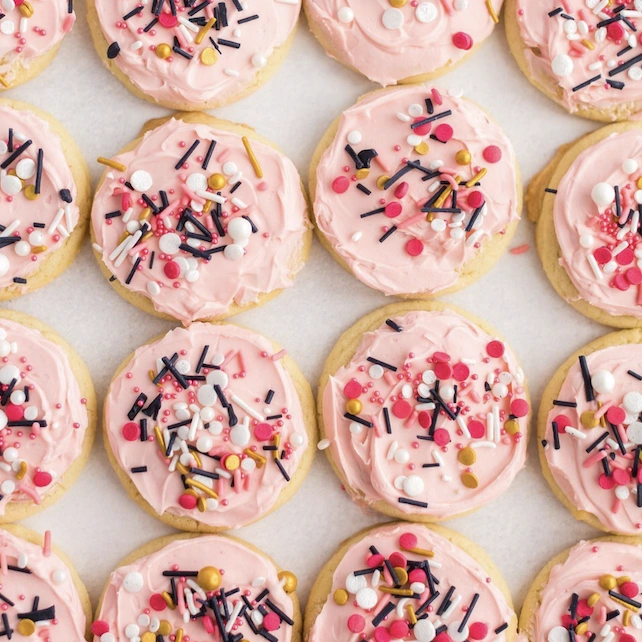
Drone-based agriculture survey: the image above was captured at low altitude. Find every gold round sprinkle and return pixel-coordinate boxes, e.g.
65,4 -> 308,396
278,571 -> 298,594
346,399 -> 362,415
393,567 -> 408,585
580,410 -> 599,429
599,574 -> 617,591
618,575 -> 631,586
224,454 -> 240,471
142,633 -> 157,642
637,177 -> 642,189
457,447 -> 476,466
575,623 -> 589,635
377,175 -> 390,190
197,496 -> 207,512
355,168 -> 369,180
155,43 -> 172,59
15,461 -> 27,481
504,419 -> 520,435
456,150 -> 472,165
158,621 -> 172,637
333,588 -> 349,605
197,566 -> 221,591
461,472 -> 479,489
389,0 -> 407,6
208,173 -> 226,190
17,620 -> 35,636
24,184 -> 38,200
414,142 -> 429,155
587,593 -> 600,607
19,2 -> 33,17
200,47 -> 218,66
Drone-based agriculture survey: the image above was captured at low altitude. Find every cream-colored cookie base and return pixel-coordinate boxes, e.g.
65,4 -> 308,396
2,523 -> 93,640
301,2 -> 496,86
504,0 -> 642,123
0,44 -> 62,92
308,86 -> 523,299
528,123 -> 642,328
519,535 -> 642,641
0,99 -> 91,301
86,0 -> 298,112
537,328 -> 642,534
103,322 -> 317,533
0,310 -> 97,523
303,521 -> 519,642
317,300 -> 531,523
95,531 -> 303,642
91,111 -> 312,324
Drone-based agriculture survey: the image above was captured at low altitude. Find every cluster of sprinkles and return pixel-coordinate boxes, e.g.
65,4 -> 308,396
103,0 -> 278,76
328,88 -> 505,260
545,546 -> 642,642
0,116 -> 77,285
93,559 -> 298,642
543,349 -> 642,521
114,330 -> 306,517
327,530 -> 509,642
0,0 -> 74,88
543,1 -> 642,94
322,313 -> 529,508
94,124 -> 270,297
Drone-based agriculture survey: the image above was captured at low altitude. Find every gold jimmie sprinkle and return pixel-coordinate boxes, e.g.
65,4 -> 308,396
242,136 -> 263,179
97,157 -> 127,172
485,0 -> 499,23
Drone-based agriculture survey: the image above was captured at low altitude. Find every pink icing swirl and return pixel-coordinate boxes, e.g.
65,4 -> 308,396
516,0 -> 642,115
94,535 -> 296,642
305,0 -> 502,86
93,0 -> 300,107
308,522 -> 515,642
321,308 -> 529,519
91,117 -> 310,325
0,317 -> 88,515
0,104 -> 80,290
313,86 -> 519,297
104,322 -> 310,530
553,129 -> 642,318
545,342 -> 642,534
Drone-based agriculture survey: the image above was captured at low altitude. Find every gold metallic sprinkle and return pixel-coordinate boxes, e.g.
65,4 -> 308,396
407,604 -> 417,625
0,77 -> 8,88
242,136 -> 263,179
197,496 -> 207,512
457,447 -> 476,466
176,629 -> 184,642
161,592 -> 176,609
158,621 -> 171,637
346,399 -> 362,415
461,471 -> 479,489
582,39 -> 595,50
156,43 -> 172,59
17,620 -> 36,636
575,623 -> 589,635
587,593 -> 600,607
466,168 -> 487,188
379,587 -> 414,596
355,168 -> 369,180
185,478 -> 219,498
197,566 -> 221,590
504,419 -> 519,435
599,575 -> 617,590
154,426 -> 166,454
455,150 -> 471,165
580,410 -> 598,429
19,2 -> 33,17
414,141 -> 429,155
24,185 -> 38,200
377,175 -> 390,190
196,17 -> 216,44
200,47 -> 218,66
97,157 -> 127,172
224,454 -> 241,471
15,461 -> 27,481
624,610 -> 631,627
333,589 -> 349,605
245,448 -> 266,467
402,546 -> 434,557
278,571 -> 298,594
486,0 -> 498,23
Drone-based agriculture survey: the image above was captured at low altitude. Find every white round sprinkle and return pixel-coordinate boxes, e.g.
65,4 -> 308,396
0,21 -> 14,35
197,384 -> 217,407
1,173 -> 21,196
629,66 -> 642,81
28,231 -> 44,247
616,485 -> 630,500
185,269 -> 200,283
414,619 -> 436,642
317,438 -> 331,450
591,369 -> 615,394
492,383 -> 508,399
100,634 -> 116,642
230,424 -> 251,447
591,182 -> 615,208
349,422 -> 363,435
251,53 -> 267,68
345,572 -> 367,594
224,244 -> 244,260
422,370 -> 437,385
241,457 -> 256,472
369,364 -> 384,379
408,103 -> 423,117
196,435 -> 214,452
552,54 -> 574,77
206,370 -> 228,389
291,433 -> 305,448
347,130 -> 362,145
52,569 -> 67,585
625,392 -> 642,414
222,161 -> 237,176
356,587 -> 378,609
137,615 -> 151,628
228,217 -> 252,241
382,7 -> 404,29
628,421 -> 642,444
15,159 -> 35,180
186,173 -> 208,192
147,282 -> 161,296
130,170 -> 153,192
208,420 -> 224,435
623,159 -> 639,175
0,411 -> 7,431
125,624 -> 140,639
9,390 -> 25,405
579,234 -> 594,249
0,365 -> 19,385
0,480 -> 14,495
3,447 -> 17,463
200,407 -> 215,423
337,6 -> 354,22
158,232 -> 181,255
14,241 -> 30,257
23,406 -> 37,421
0,341 -> 10,358
403,474 -> 425,497
415,2 -> 438,23
123,571 -> 144,593
549,627 -> 571,642
431,218 -> 447,232
407,134 -> 423,147
449,622 -> 469,642
395,448 -> 410,464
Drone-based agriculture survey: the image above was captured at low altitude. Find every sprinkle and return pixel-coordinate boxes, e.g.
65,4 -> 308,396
241,136 -> 263,179
97,157 -> 126,172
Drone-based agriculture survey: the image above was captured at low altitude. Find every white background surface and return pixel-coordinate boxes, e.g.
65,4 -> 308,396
1,2 -> 615,622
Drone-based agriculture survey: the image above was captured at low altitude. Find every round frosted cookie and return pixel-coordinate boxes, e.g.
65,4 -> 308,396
93,532 -> 302,642
310,86 -> 522,298
0,524 -> 92,641
0,99 -> 90,300
529,122 -> 642,328
103,321 -> 316,532
91,112 -> 311,325
537,328 -> 642,534
520,537 -> 642,642
318,300 -> 531,522
305,521 -> 518,642
86,0 -> 300,111
0,0 -> 75,90
506,0 -> 642,122
0,310 -> 95,522
303,0 -> 503,86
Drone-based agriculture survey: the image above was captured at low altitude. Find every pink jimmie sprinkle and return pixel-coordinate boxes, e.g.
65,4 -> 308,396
271,349 -> 287,361
510,244 -> 530,255
43,530 -> 51,557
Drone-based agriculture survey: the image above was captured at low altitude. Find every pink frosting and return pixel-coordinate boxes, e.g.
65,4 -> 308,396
313,86 -> 519,297
0,528 -> 87,641
0,317 -> 88,515
544,342 -> 642,534
0,0 -> 74,84
321,308 -> 529,519
305,0 -> 502,86
308,522 -> 515,642
94,534 -> 296,642
104,322 -> 310,530
91,117 -> 310,325
553,129 -> 642,318
93,0 -> 299,107
516,0 -> 642,116
0,104 -> 80,292
532,540 -> 642,642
